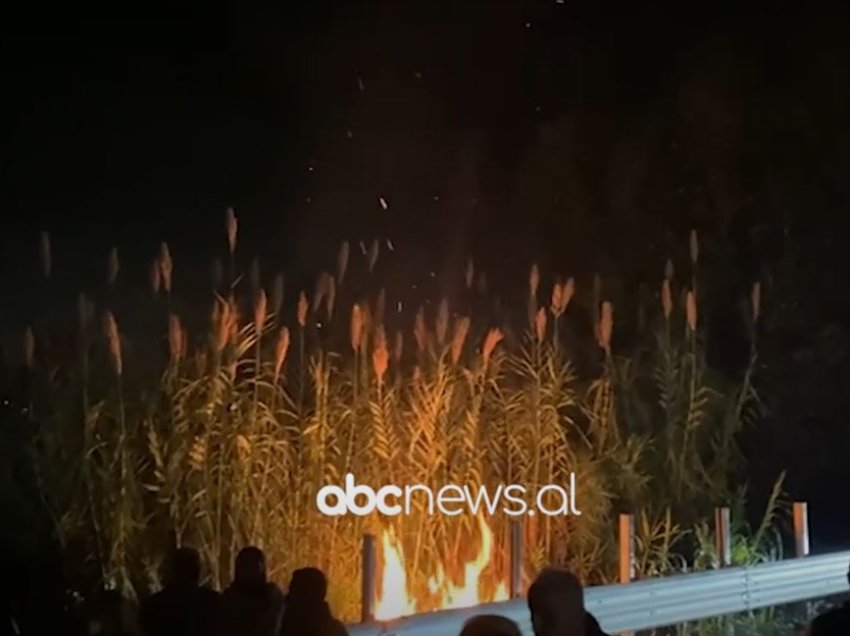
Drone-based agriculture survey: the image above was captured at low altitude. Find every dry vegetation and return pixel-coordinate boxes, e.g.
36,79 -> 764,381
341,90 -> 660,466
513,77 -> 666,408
22,211 -> 778,621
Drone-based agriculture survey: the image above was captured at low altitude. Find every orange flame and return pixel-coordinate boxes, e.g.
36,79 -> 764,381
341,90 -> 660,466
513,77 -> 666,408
374,516 -> 509,621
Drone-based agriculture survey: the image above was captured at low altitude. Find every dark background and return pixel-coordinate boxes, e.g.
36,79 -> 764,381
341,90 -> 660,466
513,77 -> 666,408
3,0 -> 850,548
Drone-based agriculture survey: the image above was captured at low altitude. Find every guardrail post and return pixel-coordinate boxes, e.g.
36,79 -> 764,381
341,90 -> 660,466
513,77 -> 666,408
714,506 -> 732,567
618,514 -> 635,636
716,505 -> 734,636
619,513 -> 635,584
510,520 -> 523,598
361,533 -> 377,623
793,502 -> 810,557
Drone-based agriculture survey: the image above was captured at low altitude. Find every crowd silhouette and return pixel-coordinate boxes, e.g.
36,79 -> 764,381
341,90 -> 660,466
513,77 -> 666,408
217,547 -> 286,636
10,545 -> 848,636
279,567 -> 348,636
526,568 -> 607,636
459,566 -> 611,636
460,614 -> 523,636
139,548 -> 219,636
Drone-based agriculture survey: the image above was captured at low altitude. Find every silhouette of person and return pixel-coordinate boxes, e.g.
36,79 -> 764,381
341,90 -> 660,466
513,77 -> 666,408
139,547 -> 219,636
808,560 -> 850,635
278,567 -> 348,636
459,614 -> 522,636
527,567 -> 609,636
82,589 -> 140,636
217,547 -> 285,636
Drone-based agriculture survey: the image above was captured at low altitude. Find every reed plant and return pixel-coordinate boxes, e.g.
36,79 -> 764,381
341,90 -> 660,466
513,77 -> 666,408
20,217 -> 777,620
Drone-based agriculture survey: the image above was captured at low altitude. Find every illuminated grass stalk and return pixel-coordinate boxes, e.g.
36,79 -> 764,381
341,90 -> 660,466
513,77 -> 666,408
26,229 -> 771,619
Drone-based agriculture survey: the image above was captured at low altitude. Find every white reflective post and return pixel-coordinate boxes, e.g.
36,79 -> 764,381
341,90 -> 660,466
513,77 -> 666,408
793,502 -> 810,557
715,506 -> 732,567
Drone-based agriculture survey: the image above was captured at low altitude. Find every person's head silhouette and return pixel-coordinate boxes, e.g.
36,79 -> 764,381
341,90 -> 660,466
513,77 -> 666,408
287,567 -> 328,605
233,547 -> 267,589
459,614 -> 522,636
527,567 -> 585,636
164,547 -> 201,589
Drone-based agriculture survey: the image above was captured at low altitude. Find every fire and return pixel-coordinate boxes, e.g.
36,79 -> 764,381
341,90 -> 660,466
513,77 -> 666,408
374,529 -> 417,620
374,515 -> 509,621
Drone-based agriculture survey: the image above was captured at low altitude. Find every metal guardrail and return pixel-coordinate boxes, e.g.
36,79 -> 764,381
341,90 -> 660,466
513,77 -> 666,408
347,551 -> 850,636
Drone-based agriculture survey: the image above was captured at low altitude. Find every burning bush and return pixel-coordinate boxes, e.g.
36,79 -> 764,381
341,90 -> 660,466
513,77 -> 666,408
19,218 -> 767,620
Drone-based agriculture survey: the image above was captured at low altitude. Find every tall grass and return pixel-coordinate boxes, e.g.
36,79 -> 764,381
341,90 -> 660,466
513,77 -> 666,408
21,219 -> 775,620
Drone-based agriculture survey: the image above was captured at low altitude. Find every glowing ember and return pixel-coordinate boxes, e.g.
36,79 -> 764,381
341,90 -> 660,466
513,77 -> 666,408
374,516 -> 509,621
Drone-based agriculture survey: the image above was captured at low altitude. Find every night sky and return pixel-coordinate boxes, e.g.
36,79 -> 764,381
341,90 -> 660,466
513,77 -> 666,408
4,2 -> 850,542
9,2 -> 847,278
